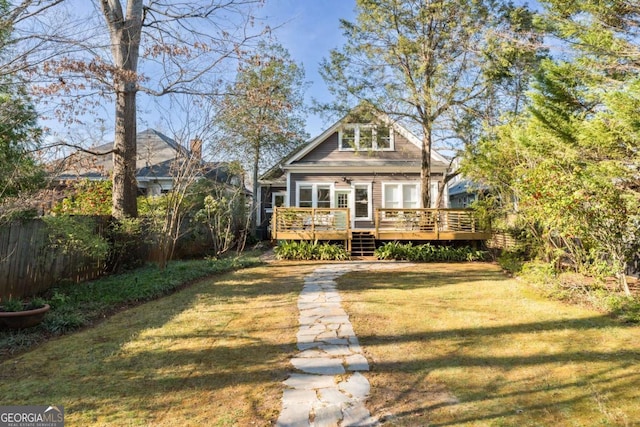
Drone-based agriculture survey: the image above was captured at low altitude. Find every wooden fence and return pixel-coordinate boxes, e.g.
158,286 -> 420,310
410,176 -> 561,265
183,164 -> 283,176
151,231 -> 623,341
0,218 -> 106,300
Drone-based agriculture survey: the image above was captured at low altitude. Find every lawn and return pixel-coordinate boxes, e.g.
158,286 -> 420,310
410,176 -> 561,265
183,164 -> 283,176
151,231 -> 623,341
337,263 -> 640,426
0,263 -> 317,426
1,261 -> 638,426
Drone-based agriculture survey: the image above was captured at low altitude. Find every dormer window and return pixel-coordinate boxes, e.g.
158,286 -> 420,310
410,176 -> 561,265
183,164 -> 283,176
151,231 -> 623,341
338,124 -> 394,151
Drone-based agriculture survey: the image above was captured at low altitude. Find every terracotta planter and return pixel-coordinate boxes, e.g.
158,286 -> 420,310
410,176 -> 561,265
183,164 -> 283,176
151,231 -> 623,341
0,304 -> 50,329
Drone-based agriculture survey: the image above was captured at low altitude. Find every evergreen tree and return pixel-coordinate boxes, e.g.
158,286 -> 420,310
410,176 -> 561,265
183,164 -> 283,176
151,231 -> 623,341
321,0 -> 541,207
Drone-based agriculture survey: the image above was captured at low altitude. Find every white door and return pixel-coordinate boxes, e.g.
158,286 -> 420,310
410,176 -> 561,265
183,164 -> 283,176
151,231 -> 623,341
335,189 -> 353,227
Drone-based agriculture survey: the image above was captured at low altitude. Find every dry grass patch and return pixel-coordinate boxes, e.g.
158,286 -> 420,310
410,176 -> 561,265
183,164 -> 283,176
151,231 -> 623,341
337,262 -> 640,426
0,264 -> 316,426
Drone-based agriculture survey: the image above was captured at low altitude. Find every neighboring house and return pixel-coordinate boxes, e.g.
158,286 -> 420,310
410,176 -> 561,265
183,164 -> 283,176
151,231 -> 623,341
258,109 -> 490,252
53,129 -> 242,194
448,179 -> 489,208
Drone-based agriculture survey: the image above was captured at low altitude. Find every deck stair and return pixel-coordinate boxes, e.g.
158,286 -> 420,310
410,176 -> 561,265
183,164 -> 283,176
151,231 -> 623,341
351,231 -> 376,257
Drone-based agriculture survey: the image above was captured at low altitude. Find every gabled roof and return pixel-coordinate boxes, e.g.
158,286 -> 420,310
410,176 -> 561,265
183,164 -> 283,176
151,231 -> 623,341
53,128 -> 191,181
284,111 -> 450,166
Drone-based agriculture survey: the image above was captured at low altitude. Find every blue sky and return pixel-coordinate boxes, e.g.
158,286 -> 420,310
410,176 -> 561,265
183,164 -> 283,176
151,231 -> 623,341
258,0 -> 357,138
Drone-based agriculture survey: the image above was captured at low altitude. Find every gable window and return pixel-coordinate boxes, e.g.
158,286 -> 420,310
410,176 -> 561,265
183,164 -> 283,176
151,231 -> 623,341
339,124 -> 394,151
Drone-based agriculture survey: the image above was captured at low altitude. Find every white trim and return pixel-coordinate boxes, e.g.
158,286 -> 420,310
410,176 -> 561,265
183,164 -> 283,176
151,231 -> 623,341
286,172 -> 292,207
337,123 -> 395,152
284,164 -> 448,174
352,182 -> 373,221
381,181 -> 421,210
295,182 -> 335,208
257,185 -> 262,226
284,109 -> 447,166
272,191 -> 286,210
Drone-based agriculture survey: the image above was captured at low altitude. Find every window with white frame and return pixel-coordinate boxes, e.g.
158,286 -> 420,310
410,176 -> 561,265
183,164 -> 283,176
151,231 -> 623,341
383,183 -> 420,209
339,124 -> 394,151
272,192 -> 286,208
299,185 -> 313,208
297,183 -> 333,208
354,184 -> 371,219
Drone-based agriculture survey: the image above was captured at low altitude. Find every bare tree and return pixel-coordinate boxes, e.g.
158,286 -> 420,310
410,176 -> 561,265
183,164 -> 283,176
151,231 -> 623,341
12,0 -> 265,219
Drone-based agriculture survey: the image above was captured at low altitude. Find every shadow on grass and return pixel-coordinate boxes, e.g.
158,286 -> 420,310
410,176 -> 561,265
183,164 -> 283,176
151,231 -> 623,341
0,264 -> 308,424
336,264 -> 640,425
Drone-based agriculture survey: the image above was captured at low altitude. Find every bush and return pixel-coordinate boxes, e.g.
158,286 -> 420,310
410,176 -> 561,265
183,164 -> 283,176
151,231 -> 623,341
274,241 -> 350,261
497,251 -> 526,274
374,242 -> 487,262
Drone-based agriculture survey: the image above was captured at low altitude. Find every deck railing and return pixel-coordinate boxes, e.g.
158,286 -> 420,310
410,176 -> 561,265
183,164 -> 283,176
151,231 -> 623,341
271,207 -> 350,240
271,207 -> 489,241
375,208 -> 483,234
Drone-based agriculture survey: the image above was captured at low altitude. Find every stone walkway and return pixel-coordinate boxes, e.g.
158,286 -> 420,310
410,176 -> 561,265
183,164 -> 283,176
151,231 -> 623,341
276,263 -> 405,427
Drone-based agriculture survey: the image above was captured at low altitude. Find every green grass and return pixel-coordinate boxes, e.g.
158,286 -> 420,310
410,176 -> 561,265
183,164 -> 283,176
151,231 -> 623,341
0,254 -> 262,356
337,263 -> 640,426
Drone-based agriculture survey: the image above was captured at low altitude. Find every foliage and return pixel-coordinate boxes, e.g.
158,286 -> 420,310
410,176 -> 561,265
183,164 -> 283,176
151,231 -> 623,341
463,1 -> 640,295
51,180 -> 112,215
43,215 -> 110,262
274,241 -> 350,261
0,79 -> 45,201
321,0 -> 543,207
0,255 -> 262,354
218,42 -> 307,234
374,242 -> 487,262
497,251 -> 526,274
105,217 -> 147,273
0,298 -> 23,312
0,296 -> 45,312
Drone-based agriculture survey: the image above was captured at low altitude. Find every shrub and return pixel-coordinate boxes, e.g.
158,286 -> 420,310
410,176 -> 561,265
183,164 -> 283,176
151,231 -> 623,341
374,242 -> 487,262
274,241 -> 350,261
497,250 -> 526,274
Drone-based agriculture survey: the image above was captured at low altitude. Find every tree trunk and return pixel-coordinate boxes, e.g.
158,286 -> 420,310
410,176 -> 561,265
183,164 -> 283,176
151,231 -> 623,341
112,85 -> 138,218
420,123 -> 433,209
100,0 -> 143,219
251,145 -> 260,237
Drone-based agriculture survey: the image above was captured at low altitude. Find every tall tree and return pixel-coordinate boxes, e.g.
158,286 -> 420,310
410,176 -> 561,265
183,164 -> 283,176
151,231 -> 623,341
13,0 -> 263,219
463,1 -> 640,294
218,42 -> 307,234
321,0 -> 539,207
0,0 -> 45,202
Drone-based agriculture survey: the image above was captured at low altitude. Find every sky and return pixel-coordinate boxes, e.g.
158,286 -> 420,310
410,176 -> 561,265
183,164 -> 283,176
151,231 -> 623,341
256,0 -> 357,138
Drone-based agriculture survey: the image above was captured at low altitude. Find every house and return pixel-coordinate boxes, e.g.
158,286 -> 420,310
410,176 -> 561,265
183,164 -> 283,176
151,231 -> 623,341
258,109 -> 490,253
53,129 -> 242,194
448,179 -> 489,208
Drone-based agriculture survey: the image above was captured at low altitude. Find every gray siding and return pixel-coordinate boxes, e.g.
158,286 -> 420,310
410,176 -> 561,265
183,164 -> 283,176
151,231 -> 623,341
297,130 -> 420,163
288,172 -> 443,211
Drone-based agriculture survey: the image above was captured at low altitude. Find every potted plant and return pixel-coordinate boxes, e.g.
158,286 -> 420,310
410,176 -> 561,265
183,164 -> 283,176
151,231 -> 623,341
0,297 -> 50,329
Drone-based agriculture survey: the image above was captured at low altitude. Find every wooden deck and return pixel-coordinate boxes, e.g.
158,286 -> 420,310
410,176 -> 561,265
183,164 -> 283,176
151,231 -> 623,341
271,207 -> 491,244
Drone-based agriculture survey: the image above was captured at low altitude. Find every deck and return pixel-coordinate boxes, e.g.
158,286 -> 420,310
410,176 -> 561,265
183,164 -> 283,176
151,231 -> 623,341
271,207 -> 491,246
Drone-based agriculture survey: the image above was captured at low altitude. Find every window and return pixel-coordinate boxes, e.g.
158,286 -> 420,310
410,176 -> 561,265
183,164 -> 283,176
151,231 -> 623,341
317,186 -> 331,208
339,127 -> 356,150
383,183 -> 420,209
354,185 -> 370,219
339,124 -> 394,151
377,126 -> 392,150
272,192 -> 286,208
297,183 -> 333,208
299,186 -> 313,208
